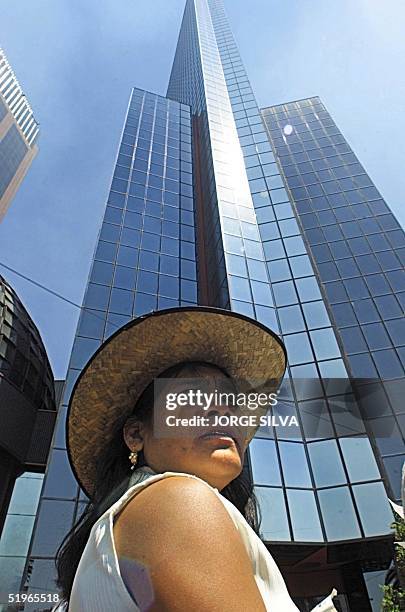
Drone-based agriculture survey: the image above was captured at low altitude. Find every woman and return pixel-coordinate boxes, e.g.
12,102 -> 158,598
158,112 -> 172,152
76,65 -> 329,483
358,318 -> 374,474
55,306 -> 337,611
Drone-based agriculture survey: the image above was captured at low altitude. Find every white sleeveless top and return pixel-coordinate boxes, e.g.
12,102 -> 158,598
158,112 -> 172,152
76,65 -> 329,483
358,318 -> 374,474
66,468 -> 337,611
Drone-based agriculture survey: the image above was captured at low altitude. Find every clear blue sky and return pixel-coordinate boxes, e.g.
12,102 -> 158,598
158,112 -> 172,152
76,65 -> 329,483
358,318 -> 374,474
0,0 -> 404,379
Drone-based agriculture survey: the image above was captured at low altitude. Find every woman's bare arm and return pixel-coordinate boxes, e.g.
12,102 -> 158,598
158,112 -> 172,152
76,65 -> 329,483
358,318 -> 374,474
114,476 -> 266,612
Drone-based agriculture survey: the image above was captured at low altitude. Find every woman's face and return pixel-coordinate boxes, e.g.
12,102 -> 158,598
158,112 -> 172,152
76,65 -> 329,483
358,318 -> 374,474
123,364 -> 248,490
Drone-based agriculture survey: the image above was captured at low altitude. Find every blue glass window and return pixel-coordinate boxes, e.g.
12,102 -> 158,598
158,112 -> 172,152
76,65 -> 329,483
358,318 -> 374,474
134,292 -> 157,316
181,279 -> 197,302
295,277 -> 322,302
289,255 -> 314,278
356,254 -> 381,275
386,319 -> 405,346
318,262 -> 339,282
95,241 -> 117,263
121,228 -> 141,248
284,236 -> 307,257
300,399 -> 334,440
383,455 -> 405,500
249,439 -> 281,485
287,489 -> 324,542
365,274 -> 391,296
308,440 -> 346,487
279,442 -> 311,487
113,266 -> 136,291
352,299 -> 379,324
42,449 -> 78,499
362,323 -> 392,351
84,284 -> 110,311
105,206 -> 123,225
329,241 -> 351,259
247,259 -> 268,282
255,487 -> 290,541
29,500 -> 75,557
263,240 -> 285,260
228,275 -> 251,302
339,437 -> 380,483
104,313 -> 130,338
78,310 -> 105,340
91,261 -> 114,286
251,281 -> 272,305
318,488 -> 361,541
343,277 -> 369,300
310,328 -> 341,361
109,288 -> 133,315
302,301 -> 330,329
273,281 -> 298,307
349,353 -> 378,378
267,259 -> 291,282
70,337 -> 100,370
387,270 -> 405,292
375,295 -> 403,320
340,327 -> 368,354
284,333 -> 314,365
117,246 -> 138,268
137,271 -> 158,294
139,251 -> 159,273
279,305 -> 305,334
372,349 -> 404,379
352,482 -> 393,537
159,275 -> 179,299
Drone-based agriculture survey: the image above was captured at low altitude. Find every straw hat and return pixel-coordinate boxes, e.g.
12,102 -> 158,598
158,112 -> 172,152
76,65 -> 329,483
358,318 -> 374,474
66,306 -> 287,498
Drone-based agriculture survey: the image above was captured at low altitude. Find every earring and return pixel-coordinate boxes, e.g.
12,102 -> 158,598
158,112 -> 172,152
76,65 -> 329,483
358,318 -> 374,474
129,451 -> 138,470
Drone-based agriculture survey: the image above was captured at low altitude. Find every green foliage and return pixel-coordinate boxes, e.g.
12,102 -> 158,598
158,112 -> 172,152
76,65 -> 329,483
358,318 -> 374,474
381,584 -> 405,611
393,519 -> 405,567
381,518 -> 405,610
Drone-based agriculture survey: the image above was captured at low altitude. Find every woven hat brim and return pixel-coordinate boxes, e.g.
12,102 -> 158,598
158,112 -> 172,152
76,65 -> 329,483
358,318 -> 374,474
67,306 -> 287,498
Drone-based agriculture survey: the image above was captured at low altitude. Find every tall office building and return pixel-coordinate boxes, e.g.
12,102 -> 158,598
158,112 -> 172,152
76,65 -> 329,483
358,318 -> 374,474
0,48 -> 39,222
19,89 -> 197,610
261,96 -> 405,498
19,2 -> 403,610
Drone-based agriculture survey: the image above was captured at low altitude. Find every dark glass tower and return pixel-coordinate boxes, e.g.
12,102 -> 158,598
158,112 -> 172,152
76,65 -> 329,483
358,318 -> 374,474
19,88 -> 197,609
261,97 -> 405,498
19,3 -> 403,610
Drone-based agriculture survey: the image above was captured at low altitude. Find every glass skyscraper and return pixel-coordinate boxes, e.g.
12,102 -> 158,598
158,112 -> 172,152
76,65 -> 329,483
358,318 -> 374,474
261,97 -> 404,497
18,2 -> 403,610
0,48 -> 39,222
19,88 -> 198,611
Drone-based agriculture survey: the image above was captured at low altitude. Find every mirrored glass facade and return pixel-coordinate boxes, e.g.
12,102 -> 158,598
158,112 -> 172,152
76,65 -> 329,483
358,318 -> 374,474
20,2 -> 402,608
20,88 -> 196,606
261,97 -> 405,501
0,48 -> 39,222
0,473 -> 43,611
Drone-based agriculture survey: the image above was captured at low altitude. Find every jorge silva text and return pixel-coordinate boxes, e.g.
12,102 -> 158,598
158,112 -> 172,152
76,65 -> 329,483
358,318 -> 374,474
165,415 -> 299,427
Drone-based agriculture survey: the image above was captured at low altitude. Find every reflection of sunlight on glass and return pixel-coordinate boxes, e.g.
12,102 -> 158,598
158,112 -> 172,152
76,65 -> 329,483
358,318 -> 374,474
283,124 -> 293,136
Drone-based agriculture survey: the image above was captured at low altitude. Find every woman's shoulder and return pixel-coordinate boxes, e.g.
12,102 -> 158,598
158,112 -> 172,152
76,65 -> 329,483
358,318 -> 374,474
113,471 -> 245,577
115,471 -> 223,523
112,472 -> 273,612
111,472 -> 219,510
112,471 -> 244,553
136,470 -> 220,495
102,470 -> 220,521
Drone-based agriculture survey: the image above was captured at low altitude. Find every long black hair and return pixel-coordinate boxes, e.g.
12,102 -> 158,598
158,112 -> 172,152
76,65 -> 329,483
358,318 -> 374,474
56,362 -> 261,603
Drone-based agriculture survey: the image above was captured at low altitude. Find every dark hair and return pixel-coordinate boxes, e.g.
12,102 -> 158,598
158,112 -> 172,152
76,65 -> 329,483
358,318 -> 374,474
56,361 -> 261,603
